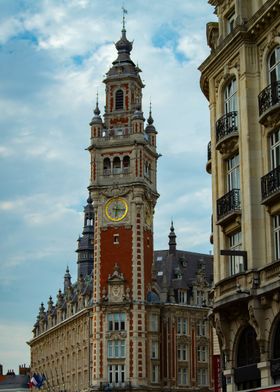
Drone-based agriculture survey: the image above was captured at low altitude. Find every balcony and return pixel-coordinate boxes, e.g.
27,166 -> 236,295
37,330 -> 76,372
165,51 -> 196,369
206,141 -> 212,174
259,81 -> 280,126
216,111 -> 238,154
261,165 -> 280,205
217,189 -> 241,225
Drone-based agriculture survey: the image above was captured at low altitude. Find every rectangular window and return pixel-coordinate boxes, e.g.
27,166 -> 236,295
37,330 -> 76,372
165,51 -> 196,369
150,314 -> 159,332
196,290 -> 205,306
227,154 -> 240,191
274,215 -> 280,260
108,364 -> 125,386
197,320 -> 207,337
108,313 -> 125,331
151,341 -> 158,359
177,344 -> 188,361
177,318 -> 188,335
151,365 -> 159,383
197,346 -> 208,362
271,129 -> 280,169
178,289 -> 187,304
229,231 -> 243,275
197,368 -> 208,386
178,367 -> 188,385
108,340 -> 125,358
113,234 -> 119,244
226,11 -> 235,34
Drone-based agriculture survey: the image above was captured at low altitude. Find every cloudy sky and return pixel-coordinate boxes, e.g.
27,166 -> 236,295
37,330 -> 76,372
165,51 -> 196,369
0,0 -> 216,373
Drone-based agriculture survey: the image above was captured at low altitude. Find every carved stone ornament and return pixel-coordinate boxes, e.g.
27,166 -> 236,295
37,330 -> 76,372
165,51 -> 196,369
101,185 -> 132,199
107,263 -> 126,303
218,135 -> 239,157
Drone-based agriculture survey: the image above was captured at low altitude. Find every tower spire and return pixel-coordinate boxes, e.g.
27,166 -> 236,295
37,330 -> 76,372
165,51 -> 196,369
122,6 -> 128,31
168,220 -> 177,255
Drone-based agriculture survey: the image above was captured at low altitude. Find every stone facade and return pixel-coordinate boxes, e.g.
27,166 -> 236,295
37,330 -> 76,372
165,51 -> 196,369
200,0 -> 280,391
29,21 -> 214,392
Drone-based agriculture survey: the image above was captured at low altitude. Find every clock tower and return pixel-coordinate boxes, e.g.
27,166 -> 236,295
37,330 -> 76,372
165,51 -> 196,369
88,19 -> 159,389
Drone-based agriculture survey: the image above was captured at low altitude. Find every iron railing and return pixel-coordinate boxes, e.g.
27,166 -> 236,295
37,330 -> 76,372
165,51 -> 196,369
258,81 -> 280,116
216,111 -> 238,144
261,165 -> 280,200
217,188 -> 241,221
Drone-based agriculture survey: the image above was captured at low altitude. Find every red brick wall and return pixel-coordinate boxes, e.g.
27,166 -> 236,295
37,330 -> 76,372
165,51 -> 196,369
100,227 -> 133,292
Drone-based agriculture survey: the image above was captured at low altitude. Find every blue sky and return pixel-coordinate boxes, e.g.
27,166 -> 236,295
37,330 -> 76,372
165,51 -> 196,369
0,0 -> 216,373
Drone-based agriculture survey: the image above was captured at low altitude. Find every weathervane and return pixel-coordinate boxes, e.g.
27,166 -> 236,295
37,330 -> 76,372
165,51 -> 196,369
122,5 -> 128,30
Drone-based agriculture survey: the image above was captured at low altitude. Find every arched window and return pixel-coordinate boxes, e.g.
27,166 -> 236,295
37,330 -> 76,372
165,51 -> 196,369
268,46 -> 280,84
103,158 -> 111,176
123,156 -> 130,173
115,89 -> 124,110
224,77 -> 237,113
273,320 -> 280,359
113,157 -> 121,174
235,326 -> 261,390
237,326 -> 260,367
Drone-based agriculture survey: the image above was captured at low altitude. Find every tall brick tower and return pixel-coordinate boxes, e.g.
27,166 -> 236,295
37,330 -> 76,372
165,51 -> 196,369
88,17 -> 159,389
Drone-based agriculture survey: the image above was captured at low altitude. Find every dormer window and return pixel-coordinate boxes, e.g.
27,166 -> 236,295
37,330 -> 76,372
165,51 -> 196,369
115,89 -> 124,110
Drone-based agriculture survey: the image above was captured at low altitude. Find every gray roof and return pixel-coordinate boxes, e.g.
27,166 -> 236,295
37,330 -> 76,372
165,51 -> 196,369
0,375 -> 29,390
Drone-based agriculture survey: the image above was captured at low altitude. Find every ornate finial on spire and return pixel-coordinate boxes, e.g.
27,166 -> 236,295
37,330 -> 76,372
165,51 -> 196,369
122,6 -> 128,31
93,91 -> 100,116
168,220 -> 177,254
148,99 -> 154,125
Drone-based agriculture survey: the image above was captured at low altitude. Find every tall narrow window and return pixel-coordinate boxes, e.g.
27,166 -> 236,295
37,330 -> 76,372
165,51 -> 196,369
178,368 -> 188,385
270,129 -> 280,169
197,368 -> 208,386
269,46 -> 280,84
123,156 -> 130,173
226,11 -> 235,34
273,215 -> 280,260
103,158 -> 111,176
229,231 -> 243,275
227,154 -> 240,191
115,89 -> 124,110
113,157 -> 121,174
224,78 -> 237,114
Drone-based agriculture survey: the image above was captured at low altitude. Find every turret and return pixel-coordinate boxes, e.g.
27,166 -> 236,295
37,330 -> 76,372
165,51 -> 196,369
90,96 -> 103,139
145,102 -> 157,147
168,221 -> 177,255
76,194 -> 94,278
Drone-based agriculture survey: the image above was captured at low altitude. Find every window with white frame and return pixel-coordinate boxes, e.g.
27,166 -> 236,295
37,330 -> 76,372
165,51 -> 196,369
227,154 -> 240,191
107,340 -> 125,358
177,318 -> 188,335
197,346 -> 208,362
270,129 -> 280,169
177,344 -> 188,361
151,341 -> 158,359
150,314 -> 159,332
226,10 -> 235,34
197,368 -> 208,386
273,215 -> 280,260
108,364 -> 125,385
108,313 -> 125,331
268,46 -> 280,84
151,365 -> 159,383
178,289 -> 187,304
224,78 -> 237,113
197,320 -> 207,337
229,231 -> 243,275
178,367 -> 188,385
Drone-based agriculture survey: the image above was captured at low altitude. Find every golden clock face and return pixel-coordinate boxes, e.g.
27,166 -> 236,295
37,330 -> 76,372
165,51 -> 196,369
105,197 -> 128,222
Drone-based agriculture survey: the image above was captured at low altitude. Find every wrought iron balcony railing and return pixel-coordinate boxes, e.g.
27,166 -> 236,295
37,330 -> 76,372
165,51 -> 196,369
216,111 -> 238,144
217,188 -> 241,221
261,165 -> 280,201
258,81 -> 280,116
207,141 -> 211,161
